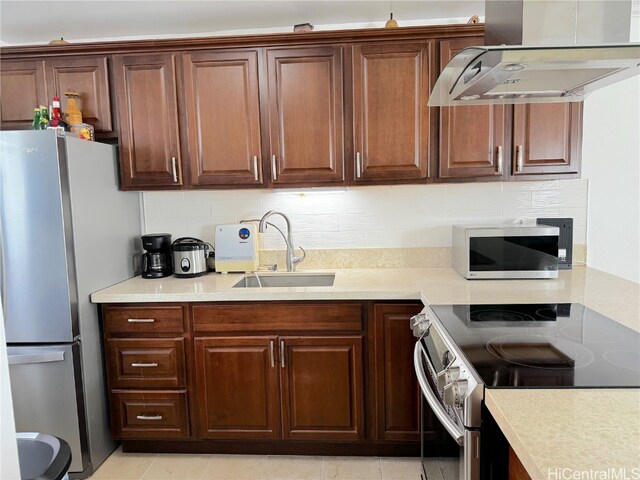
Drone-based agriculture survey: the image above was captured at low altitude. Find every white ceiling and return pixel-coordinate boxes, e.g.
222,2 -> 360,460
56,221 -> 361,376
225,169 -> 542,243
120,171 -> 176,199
0,1 -> 484,46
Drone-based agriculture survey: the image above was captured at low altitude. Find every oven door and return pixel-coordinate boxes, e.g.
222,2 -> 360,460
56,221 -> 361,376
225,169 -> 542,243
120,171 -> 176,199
413,314 -> 481,480
414,340 -> 464,445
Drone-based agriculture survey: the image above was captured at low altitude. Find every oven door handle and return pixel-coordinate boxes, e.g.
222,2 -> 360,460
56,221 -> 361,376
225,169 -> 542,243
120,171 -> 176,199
414,342 -> 464,446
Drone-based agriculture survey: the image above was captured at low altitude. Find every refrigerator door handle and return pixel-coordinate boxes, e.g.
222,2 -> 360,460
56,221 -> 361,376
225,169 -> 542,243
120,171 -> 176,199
0,195 -> 6,319
8,351 -> 65,365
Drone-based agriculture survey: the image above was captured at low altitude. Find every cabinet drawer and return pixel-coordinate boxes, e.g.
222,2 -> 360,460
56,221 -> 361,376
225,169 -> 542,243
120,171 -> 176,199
110,390 -> 189,439
106,338 -> 186,388
192,303 -> 363,333
103,305 -> 184,335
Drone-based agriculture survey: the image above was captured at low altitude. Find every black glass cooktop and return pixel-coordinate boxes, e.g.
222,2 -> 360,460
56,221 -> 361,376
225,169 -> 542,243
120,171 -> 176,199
430,303 -> 640,388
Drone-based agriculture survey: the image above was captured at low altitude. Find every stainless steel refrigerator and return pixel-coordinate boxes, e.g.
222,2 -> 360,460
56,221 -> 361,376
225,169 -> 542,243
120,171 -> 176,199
0,130 -> 142,478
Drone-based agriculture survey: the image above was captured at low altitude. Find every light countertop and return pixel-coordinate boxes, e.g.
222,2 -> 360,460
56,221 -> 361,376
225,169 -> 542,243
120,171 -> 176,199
91,265 -> 640,478
91,266 -> 639,332
485,389 -> 640,479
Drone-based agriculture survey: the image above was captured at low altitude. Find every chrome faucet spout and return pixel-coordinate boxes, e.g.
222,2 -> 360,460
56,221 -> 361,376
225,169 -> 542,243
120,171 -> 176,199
258,210 -> 305,272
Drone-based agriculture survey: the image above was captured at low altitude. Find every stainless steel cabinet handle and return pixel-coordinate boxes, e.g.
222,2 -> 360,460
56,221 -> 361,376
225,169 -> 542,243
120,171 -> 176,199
271,155 -> 278,181
136,415 -> 163,421
127,318 -> 155,323
280,340 -> 285,368
171,156 -> 178,182
269,340 -> 275,368
8,351 -> 65,365
253,155 -> 259,182
516,145 -> 524,172
355,152 -> 362,179
131,362 -> 158,368
496,145 -> 503,174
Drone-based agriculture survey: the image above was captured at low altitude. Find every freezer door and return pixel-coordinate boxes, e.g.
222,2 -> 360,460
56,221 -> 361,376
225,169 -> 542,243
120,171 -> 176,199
0,131 -> 74,343
7,344 -> 87,474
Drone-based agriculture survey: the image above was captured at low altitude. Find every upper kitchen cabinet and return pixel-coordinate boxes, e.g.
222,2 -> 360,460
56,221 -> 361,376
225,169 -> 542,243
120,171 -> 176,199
437,37 -> 509,181
0,57 -> 113,133
44,56 -> 113,133
351,43 -> 432,182
182,50 -> 264,187
0,60 -> 47,129
112,54 -> 184,189
266,46 -> 345,186
511,103 -> 582,178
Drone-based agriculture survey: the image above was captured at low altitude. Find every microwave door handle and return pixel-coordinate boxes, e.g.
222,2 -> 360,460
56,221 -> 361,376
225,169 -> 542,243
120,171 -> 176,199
414,342 -> 464,446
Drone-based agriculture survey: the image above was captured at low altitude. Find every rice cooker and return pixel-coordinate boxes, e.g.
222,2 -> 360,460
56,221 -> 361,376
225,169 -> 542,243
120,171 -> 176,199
171,237 -> 209,278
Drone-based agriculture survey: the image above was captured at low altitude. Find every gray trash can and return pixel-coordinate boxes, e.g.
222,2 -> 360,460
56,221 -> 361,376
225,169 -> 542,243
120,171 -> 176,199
16,433 -> 71,480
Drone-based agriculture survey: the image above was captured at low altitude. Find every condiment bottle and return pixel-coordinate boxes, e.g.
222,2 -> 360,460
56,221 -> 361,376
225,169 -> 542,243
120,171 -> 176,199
32,107 -> 41,130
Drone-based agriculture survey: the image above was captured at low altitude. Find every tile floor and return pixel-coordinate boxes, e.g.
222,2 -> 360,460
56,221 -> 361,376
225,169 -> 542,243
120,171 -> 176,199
89,448 -> 460,480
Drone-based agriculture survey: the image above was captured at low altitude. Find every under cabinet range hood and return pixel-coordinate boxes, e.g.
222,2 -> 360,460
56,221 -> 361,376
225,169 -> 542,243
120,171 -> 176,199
429,0 -> 640,106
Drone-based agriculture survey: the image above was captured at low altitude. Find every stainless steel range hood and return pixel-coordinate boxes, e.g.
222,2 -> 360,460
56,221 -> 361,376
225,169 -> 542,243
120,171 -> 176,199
429,0 -> 640,106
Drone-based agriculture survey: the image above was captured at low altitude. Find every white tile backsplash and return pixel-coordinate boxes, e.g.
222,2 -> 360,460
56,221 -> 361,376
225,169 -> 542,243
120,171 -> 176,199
142,179 -> 589,249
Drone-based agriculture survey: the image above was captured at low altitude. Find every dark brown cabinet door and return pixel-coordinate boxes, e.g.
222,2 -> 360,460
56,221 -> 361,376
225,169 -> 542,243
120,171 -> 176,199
266,47 -> 345,185
438,38 -> 509,180
44,56 -> 113,132
182,50 -> 263,187
280,336 -> 364,441
194,336 -> 280,439
512,102 -> 582,177
372,304 -> 422,442
352,43 -> 432,182
0,60 -> 47,129
112,54 -> 183,189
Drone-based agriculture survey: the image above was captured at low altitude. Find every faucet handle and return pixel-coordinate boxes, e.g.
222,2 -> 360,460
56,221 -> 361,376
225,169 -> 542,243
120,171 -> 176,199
293,246 -> 307,265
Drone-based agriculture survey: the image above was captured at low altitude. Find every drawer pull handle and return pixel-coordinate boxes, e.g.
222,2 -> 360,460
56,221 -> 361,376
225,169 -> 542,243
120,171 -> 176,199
136,415 -> 163,421
131,362 -> 158,368
280,340 -> 285,368
356,152 -> 362,179
127,318 -> 155,323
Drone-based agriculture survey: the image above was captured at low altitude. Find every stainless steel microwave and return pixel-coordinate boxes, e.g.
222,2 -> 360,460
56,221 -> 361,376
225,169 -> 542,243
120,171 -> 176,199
452,225 -> 560,279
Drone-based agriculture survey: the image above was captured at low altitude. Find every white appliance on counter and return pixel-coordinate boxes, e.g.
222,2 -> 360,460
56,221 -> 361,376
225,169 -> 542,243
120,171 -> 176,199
0,130 -> 141,478
452,225 -> 560,280
215,224 -> 259,273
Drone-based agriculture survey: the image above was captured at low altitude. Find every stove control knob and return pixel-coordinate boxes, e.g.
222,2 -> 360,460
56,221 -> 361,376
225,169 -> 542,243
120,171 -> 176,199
436,366 -> 460,390
443,380 -> 468,409
410,313 -> 431,337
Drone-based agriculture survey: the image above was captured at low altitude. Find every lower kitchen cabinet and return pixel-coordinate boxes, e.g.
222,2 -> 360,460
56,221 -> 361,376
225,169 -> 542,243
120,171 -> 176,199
281,336 -> 364,441
194,335 -> 364,442
101,301 -> 432,454
194,336 -> 281,439
110,390 -> 190,439
102,304 -> 192,441
372,303 -> 422,441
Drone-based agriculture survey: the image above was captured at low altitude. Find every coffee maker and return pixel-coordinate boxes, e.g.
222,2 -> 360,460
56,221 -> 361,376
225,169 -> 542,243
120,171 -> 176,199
141,233 -> 173,278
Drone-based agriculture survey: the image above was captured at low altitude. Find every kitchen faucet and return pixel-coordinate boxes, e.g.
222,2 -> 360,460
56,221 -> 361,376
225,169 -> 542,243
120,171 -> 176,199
258,210 -> 306,272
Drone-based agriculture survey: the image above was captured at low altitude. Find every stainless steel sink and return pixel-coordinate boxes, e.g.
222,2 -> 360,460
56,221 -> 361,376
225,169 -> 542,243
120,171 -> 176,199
232,273 -> 336,288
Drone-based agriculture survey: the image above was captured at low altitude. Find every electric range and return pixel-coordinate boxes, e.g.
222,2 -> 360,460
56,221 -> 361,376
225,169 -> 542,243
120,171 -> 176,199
411,303 -> 640,480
